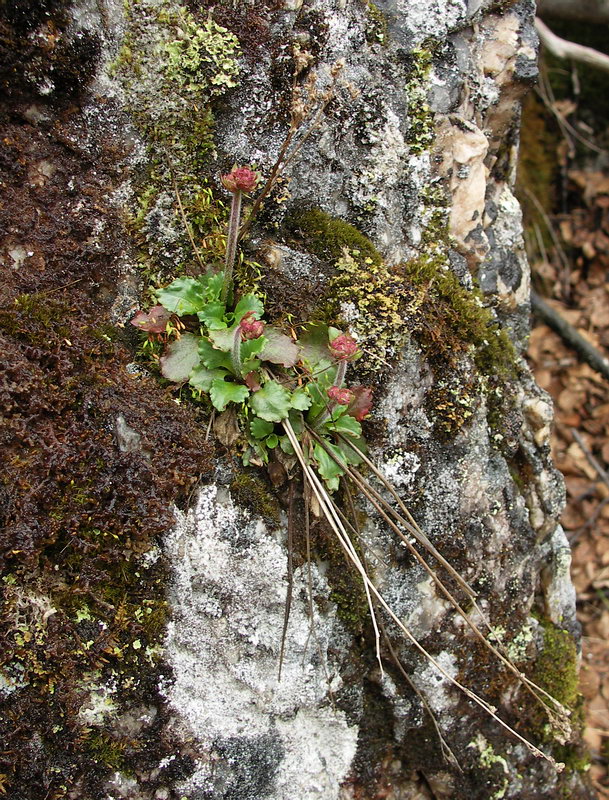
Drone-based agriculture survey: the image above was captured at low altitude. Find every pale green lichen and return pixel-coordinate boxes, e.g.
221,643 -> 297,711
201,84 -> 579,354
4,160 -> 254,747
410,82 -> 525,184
488,623 -> 534,662
405,48 -> 435,155
159,8 -> 241,95
468,733 -> 509,800
111,2 -> 242,284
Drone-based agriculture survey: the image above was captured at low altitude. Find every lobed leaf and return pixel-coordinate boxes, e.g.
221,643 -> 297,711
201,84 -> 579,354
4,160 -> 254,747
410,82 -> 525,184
260,327 -> 300,367
290,388 -> 312,411
157,277 -> 208,315
250,417 -> 274,440
234,294 -> 264,323
249,380 -> 292,422
198,337 -> 233,370
189,364 -> 227,392
209,379 -> 250,412
313,440 -> 345,492
197,301 -> 227,330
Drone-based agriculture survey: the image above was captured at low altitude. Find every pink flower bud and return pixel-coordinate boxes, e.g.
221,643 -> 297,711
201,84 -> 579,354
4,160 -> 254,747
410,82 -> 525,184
221,166 -> 259,194
240,311 -> 265,340
328,385 -> 353,405
329,332 -> 359,361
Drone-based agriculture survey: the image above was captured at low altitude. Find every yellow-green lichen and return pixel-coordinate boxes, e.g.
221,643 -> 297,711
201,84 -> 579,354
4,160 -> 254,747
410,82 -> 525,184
468,733 -> 509,800
405,48 -> 435,155
365,1 -> 389,46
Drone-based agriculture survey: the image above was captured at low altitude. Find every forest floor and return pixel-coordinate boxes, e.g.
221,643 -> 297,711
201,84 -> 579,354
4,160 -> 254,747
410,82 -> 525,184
526,163 -> 609,798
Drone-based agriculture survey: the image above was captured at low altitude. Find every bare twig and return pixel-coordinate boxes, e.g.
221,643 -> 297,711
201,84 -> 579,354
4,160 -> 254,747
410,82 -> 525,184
283,419 -> 566,768
531,290 -> 609,383
278,481 -> 296,679
536,18 -> 609,75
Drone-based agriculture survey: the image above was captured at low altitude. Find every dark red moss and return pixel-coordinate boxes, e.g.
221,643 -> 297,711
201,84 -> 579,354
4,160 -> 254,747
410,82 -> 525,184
0,5 -> 214,796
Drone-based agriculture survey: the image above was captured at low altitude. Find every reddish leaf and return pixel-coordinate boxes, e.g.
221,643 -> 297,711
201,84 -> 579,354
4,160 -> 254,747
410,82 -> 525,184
131,305 -> 172,333
347,386 -> 373,421
244,371 -> 261,391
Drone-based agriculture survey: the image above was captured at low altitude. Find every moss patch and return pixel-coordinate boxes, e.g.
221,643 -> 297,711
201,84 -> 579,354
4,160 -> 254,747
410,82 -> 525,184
230,471 -> 281,526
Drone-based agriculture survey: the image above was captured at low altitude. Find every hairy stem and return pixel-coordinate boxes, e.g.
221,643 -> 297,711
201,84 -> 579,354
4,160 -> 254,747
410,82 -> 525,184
221,189 -> 242,305
230,325 -> 243,378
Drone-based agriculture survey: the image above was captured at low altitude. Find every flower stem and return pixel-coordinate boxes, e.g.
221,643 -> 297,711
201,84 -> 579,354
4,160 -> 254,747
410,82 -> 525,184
221,189 -> 242,306
231,325 -> 243,378
309,360 -> 347,429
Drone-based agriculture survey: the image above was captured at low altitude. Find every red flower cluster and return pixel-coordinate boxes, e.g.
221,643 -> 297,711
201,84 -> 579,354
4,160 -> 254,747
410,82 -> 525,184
221,166 -> 259,194
239,311 -> 265,340
329,332 -> 359,361
328,385 -> 353,405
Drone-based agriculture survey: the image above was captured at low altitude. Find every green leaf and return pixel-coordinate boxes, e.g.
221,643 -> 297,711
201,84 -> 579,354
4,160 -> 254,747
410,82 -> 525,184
290,388 -> 312,411
198,337 -> 233,370
279,435 -> 294,455
197,301 -> 227,330
298,323 -> 332,369
337,435 -> 367,466
241,336 -> 267,361
209,379 -> 250,412
260,327 -> 300,367
250,417 -> 274,440
157,277 -> 208,315
249,380 -> 292,422
325,414 -> 362,438
189,365 -> 227,392
313,440 -> 345,492
234,294 -> 264,323
160,333 -> 201,382
209,326 -> 237,352
266,434 -> 279,449
206,271 -> 224,301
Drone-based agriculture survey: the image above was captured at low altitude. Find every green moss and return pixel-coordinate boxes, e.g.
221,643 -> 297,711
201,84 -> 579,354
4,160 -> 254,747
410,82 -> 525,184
524,620 -> 591,776
230,472 -> 281,525
86,731 -> 129,771
534,622 -> 579,714
285,208 -> 383,269
403,254 -> 517,380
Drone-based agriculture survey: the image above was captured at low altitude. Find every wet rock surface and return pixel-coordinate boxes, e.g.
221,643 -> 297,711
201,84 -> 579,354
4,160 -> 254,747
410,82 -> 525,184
0,0 -> 594,798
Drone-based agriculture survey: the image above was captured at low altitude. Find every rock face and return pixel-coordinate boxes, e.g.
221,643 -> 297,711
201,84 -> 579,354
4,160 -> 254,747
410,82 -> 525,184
0,1 -> 595,799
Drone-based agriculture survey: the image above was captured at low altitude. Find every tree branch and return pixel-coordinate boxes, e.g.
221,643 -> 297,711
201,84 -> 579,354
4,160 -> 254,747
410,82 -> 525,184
535,17 -> 609,75
530,289 -> 609,383
537,0 -> 609,26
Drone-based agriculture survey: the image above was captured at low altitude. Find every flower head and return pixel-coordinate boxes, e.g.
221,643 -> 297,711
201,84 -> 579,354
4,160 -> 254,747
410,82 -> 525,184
329,332 -> 359,361
221,166 -> 259,194
327,385 -> 353,405
239,311 -> 265,340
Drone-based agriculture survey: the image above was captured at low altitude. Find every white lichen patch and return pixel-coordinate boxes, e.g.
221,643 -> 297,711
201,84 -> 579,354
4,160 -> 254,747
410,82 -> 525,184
162,485 -> 358,799
393,0 -> 467,45
78,676 -> 118,726
413,650 -> 458,714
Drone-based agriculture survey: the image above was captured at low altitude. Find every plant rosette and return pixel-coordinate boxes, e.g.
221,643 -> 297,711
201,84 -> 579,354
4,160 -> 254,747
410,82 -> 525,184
131,270 -> 372,489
